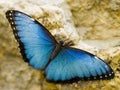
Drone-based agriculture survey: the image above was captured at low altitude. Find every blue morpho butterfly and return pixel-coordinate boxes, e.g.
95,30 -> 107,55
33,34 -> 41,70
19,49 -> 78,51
6,10 -> 114,82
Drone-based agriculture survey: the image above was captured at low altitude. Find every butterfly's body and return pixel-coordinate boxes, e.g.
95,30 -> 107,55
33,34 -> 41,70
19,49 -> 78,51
47,40 -> 74,69
50,40 -> 74,59
50,42 -> 61,61
6,10 -> 114,82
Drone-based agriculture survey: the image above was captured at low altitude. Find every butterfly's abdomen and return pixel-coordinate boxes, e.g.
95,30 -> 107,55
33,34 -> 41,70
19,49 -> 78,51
44,44 -> 62,69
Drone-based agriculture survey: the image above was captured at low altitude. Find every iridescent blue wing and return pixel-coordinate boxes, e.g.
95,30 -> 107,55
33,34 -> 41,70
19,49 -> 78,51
45,47 -> 114,82
6,10 -> 57,69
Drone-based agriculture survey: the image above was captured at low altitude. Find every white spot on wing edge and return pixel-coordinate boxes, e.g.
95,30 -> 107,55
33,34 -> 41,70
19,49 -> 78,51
94,77 -> 96,79
30,18 -> 35,21
105,75 -> 107,77
11,22 -> 14,25
100,76 -> 102,78
94,56 -> 99,60
9,11 -> 13,16
9,13 -> 12,16
109,73 -> 111,76
13,27 -> 16,30
9,17 -> 13,20
10,10 -> 13,13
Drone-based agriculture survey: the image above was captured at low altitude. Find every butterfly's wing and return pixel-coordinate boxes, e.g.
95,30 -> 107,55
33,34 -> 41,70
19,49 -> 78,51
6,10 -> 57,69
45,47 -> 114,82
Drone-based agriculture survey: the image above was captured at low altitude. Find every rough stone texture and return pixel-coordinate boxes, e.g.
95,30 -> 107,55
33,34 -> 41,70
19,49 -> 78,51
0,0 -> 120,90
67,0 -> 120,40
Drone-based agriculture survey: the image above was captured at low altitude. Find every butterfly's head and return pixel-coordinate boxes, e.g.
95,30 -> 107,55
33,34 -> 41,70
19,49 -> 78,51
54,34 -> 75,47
59,40 -> 74,47
59,40 -> 64,45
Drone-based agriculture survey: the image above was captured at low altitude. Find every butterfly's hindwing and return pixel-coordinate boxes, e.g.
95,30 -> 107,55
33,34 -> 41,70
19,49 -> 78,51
45,47 -> 114,82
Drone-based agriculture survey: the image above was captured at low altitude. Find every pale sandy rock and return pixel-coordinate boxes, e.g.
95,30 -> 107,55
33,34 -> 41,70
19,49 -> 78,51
0,0 -> 120,90
67,0 -> 120,40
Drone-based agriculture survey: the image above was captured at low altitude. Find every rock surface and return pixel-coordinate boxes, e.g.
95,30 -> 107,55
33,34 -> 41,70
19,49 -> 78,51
0,0 -> 120,90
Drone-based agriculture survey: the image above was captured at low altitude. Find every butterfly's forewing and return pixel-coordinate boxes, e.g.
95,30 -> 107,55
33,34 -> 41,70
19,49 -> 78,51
45,47 -> 114,82
6,10 -> 57,69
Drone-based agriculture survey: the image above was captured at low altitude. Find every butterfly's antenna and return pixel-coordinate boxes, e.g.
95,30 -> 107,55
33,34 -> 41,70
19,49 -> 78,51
91,12 -> 113,27
63,32 -> 73,42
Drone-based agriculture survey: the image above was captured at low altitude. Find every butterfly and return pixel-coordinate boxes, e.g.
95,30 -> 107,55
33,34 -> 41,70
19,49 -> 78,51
6,10 -> 114,82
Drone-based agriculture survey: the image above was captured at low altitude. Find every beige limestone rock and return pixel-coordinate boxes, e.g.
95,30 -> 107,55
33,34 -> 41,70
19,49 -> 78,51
0,0 -> 120,90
